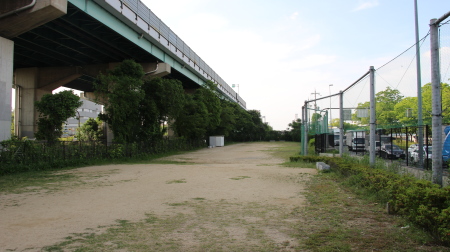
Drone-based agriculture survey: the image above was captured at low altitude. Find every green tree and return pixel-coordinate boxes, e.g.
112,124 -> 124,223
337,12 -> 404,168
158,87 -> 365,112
195,81 -> 222,136
35,90 -> 82,143
140,78 -> 185,140
173,95 -> 209,140
76,117 -> 103,141
94,60 -> 145,143
393,96 -> 418,126
228,105 -> 254,141
247,110 -> 266,140
213,99 -> 237,137
288,118 -> 302,142
421,82 -> 450,125
376,87 -> 403,126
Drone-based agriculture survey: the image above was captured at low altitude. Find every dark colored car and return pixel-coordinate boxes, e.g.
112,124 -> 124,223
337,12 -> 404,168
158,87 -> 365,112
380,144 -> 405,159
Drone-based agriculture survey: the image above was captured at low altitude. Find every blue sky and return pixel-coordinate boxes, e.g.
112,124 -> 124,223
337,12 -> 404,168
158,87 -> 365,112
141,0 -> 449,130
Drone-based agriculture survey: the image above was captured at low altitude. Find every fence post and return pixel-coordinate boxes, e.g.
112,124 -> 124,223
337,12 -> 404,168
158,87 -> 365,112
369,66 -> 376,167
415,0 -> 425,169
301,105 -> 305,155
430,18 -> 443,186
339,91 -> 344,155
406,127 -> 409,166
302,101 -> 309,155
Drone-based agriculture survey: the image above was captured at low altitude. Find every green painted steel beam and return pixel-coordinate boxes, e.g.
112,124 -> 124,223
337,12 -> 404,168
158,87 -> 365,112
67,0 -> 208,89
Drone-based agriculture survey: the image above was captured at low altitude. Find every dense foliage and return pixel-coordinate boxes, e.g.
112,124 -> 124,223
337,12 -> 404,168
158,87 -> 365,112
94,60 -> 145,143
35,90 -> 82,144
76,118 -> 103,141
0,138 -> 204,176
352,84 -> 450,127
92,60 -> 286,143
290,155 -> 450,245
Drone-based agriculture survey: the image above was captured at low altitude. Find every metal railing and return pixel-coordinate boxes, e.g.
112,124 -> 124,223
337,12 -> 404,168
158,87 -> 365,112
93,0 -> 246,108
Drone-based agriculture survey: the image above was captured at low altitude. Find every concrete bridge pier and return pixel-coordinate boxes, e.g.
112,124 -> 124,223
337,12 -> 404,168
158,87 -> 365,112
14,62 -> 171,140
0,37 -> 13,142
14,66 -> 83,139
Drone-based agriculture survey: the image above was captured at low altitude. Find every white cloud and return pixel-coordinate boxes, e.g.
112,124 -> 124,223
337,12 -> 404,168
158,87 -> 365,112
352,0 -> 379,12
289,12 -> 299,20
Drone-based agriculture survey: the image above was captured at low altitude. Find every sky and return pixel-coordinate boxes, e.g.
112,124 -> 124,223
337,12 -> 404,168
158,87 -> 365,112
137,0 -> 450,130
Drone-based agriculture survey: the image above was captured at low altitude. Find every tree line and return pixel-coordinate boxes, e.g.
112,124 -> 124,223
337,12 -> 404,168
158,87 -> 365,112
328,84 -> 450,129
32,60 -> 302,144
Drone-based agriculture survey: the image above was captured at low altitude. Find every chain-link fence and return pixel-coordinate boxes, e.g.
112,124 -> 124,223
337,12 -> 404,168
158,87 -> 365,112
302,12 -> 450,181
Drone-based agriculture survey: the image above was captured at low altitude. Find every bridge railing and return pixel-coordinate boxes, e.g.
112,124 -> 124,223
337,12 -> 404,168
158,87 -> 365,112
96,0 -> 246,108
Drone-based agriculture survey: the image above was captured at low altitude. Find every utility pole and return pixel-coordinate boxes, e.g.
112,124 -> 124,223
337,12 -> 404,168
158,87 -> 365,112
430,18 -> 443,186
311,89 -> 320,110
414,0 -> 424,168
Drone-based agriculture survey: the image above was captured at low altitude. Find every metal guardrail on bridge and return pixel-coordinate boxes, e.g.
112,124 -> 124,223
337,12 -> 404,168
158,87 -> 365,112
94,0 -> 246,108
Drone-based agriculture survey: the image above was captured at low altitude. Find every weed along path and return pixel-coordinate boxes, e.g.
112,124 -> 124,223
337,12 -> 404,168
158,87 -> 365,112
0,142 -> 317,251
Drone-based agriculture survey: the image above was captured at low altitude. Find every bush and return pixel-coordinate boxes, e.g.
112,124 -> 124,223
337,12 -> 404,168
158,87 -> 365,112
290,155 -> 450,244
0,138 -> 206,176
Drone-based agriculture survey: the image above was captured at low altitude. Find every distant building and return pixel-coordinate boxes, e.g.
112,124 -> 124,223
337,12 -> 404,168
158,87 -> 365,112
64,94 -> 102,136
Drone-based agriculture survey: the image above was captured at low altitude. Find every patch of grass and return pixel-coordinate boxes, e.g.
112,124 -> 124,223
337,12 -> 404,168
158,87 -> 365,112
0,149 -> 201,195
265,142 -> 301,160
229,176 -> 251,180
166,201 -> 189,207
293,170 -> 450,251
0,170 -> 79,194
42,199 -> 293,251
166,179 -> 186,184
0,169 -> 120,195
147,160 -> 195,165
282,160 -> 316,168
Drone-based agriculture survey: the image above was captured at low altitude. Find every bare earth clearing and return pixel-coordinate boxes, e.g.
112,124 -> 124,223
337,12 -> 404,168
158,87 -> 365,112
0,142 -> 316,251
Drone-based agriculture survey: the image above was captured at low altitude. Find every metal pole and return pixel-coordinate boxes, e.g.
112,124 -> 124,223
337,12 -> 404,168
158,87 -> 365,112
329,84 -> 333,125
301,105 -> 305,155
430,18 -> 443,186
414,0 -> 424,168
339,91 -> 344,155
369,66 -> 376,166
303,101 -> 309,155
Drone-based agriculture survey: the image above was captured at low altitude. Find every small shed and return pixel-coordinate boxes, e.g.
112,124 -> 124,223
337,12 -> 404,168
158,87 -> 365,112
209,136 -> 224,147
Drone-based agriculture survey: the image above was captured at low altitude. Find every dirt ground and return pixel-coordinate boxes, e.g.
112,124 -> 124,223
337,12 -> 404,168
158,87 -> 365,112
0,142 -> 316,251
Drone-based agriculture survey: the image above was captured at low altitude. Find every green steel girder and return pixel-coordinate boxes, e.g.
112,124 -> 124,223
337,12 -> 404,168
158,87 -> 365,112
67,0 -> 211,91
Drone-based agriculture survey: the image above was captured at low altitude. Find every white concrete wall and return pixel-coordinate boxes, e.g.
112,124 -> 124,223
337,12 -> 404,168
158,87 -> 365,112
0,37 -> 13,142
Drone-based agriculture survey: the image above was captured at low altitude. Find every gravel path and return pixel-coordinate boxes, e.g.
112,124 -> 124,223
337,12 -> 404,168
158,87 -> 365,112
0,142 -> 316,251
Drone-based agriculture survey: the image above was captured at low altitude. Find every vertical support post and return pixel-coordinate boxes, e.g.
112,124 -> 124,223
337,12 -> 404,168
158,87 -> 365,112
0,37 -> 14,142
415,0 -> 424,168
406,127 -> 409,166
339,91 -> 344,155
301,105 -> 305,155
369,66 -> 376,166
302,101 -> 309,155
430,18 -> 443,186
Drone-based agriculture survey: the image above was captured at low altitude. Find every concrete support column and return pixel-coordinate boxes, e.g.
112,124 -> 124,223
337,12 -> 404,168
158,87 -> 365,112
15,68 -> 52,138
0,37 -> 14,142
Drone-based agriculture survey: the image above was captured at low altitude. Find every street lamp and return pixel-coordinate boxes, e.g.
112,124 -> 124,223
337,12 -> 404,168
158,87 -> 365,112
329,84 -> 333,125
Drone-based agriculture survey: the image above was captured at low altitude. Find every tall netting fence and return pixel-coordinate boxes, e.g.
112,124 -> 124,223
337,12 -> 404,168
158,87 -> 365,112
303,15 -> 450,170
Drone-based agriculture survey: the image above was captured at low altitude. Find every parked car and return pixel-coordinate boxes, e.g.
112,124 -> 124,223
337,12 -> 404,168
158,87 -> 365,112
380,144 -> 405,159
407,144 -> 418,157
410,145 -> 432,163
